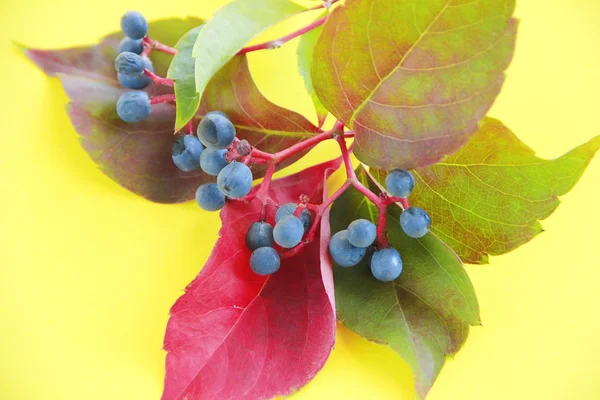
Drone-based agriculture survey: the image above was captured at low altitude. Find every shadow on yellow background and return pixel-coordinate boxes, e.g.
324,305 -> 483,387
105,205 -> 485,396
1,0 -> 599,399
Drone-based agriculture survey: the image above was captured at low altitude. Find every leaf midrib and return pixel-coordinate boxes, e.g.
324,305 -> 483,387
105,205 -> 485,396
347,0 -> 452,126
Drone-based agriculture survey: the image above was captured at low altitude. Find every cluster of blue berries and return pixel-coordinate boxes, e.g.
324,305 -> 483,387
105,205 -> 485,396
113,12 -> 154,123
170,112 -> 254,212
245,203 -> 313,276
329,169 -> 431,282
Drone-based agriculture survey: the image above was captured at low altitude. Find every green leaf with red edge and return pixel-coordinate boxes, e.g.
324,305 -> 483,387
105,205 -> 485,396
24,18 -> 320,203
168,25 -> 204,131
372,118 -> 600,264
162,157 -> 341,400
311,0 -> 517,170
297,13 -> 328,128
330,167 -> 480,399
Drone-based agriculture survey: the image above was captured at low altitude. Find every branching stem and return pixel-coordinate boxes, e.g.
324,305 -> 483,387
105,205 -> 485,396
143,69 -> 174,87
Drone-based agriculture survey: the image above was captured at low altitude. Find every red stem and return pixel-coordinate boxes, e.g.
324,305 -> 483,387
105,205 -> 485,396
143,69 -> 174,87
142,36 -> 178,56
149,94 -> 176,105
238,16 -> 328,55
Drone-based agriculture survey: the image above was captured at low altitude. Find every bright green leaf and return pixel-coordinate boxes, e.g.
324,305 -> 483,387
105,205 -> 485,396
312,0 -> 517,169
372,118 -> 600,264
193,0 -> 306,98
297,14 -> 328,127
168,25 -> 203,131
331,167 -> 480,399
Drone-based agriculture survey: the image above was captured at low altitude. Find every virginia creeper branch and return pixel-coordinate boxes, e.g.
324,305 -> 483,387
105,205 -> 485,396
143,69 -> 174,87
150,94 -> 176,105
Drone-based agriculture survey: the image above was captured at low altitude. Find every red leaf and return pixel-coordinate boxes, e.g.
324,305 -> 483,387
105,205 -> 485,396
163,158 -> 341,400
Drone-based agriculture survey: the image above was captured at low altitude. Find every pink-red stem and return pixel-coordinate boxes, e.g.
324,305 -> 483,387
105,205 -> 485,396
143,69 -> 174,87
150,94 -> 176,105
142,36 -> 178,56
238,16 -> 328,55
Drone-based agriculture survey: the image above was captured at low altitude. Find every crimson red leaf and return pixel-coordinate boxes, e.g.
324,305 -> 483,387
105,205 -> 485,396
162,158 -> 341,400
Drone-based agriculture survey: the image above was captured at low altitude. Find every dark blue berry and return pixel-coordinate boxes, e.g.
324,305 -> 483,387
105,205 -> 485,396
216,162 -> 253,199
246,222 -> 275,251
119,37 -> 143,54
197,111 -> 236,149
172,136 -> 204,172
195,183 -> 226,211
116,91 -> 151,123
121,11 -> 148,40
370,248 -> 403,281
328,230 -> 366,267
250,247 -> 280,275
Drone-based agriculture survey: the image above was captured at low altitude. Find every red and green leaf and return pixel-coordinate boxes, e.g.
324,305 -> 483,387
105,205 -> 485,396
372,118 -> 600,264
312,0 -> 517,170
24,18 -> 320,203
330,167 -> 480,399
163,158 -> 341,400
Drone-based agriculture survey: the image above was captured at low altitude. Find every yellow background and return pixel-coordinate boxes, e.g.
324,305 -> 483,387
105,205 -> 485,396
1,0 -> 599,399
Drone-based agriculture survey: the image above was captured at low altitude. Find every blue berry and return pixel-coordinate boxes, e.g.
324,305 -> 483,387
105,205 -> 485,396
199,148 -> 228,176
328,230 -> 366,267
117,57 -> 153,89
217,162 -> 253,199
273,215 -> 304,249
121,11 -> 148,40
172,135 -> 204,172
370,248 -> 403,282
119,37 -> 143,54
246,222 -> 275,251
116,91 -> 151,123
275,203 -> 312,232
385,169 -> 415,198
195,183 -> 226,211
250,247 -> 280,275
400,207 -> 431,238
197,112 -> 236,149
115,52 -> 144,75
347,219 -> 377,248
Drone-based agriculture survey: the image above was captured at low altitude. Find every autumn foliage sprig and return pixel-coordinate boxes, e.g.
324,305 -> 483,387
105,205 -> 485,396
25,1 -> 600,399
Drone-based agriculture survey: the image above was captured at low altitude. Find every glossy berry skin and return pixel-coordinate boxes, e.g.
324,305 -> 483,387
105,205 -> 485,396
115,52 -> 144,75
199,148 -> 228,176
347,219 -> 377,248
400,207 -> 431,238
197,112 -> 236,149
116,91 -> 151,123
246,222 -> 275,251
328,230 -> 366,268
195,183 -> 226,212
275,203 -> 312,232
385,169 -> 415,198
117,58 -> 153,89
119,37 -> 143,54
370,248 -> 403,282
172,135 -> 204,172
273,215 -> 304,249
250,247 -> 280,275
121,11 -> 148,40
217,161 -> 253,199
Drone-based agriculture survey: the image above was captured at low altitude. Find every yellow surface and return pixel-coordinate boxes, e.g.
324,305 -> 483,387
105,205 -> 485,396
1,0 -> 599,399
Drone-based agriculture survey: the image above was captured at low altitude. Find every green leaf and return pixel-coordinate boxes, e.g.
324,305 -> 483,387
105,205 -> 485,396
193,0 -> 306,99
372,118 -> 600,264
311,0 -> 517,170
331,167 -> 480,399
297,14 -> 328,127
168,25 -> 204,131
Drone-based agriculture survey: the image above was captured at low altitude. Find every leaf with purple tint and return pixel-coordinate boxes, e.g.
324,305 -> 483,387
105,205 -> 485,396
24,18 -> 320,203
